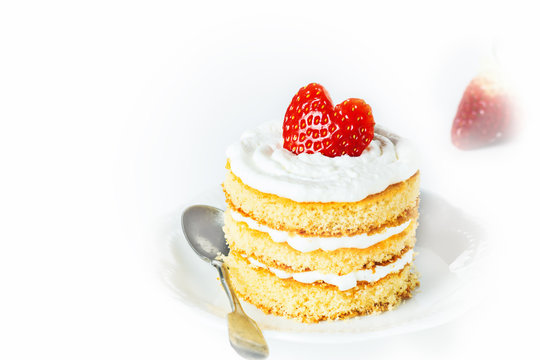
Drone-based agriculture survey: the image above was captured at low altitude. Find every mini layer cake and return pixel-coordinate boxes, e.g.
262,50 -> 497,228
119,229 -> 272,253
222,84 -> 420,323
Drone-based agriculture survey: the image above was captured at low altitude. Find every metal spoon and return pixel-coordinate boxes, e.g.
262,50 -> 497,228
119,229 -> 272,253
181,205 -> 269,359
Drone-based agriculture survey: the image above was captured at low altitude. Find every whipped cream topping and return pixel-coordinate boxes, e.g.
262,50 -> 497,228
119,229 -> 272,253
226,121 -> 418,203
245,249 -> 414,291
230,210 -> 411,252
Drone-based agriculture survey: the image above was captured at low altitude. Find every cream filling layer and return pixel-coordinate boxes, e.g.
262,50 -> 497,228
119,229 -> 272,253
244,249 -> 414,291
230,210 -> 412,252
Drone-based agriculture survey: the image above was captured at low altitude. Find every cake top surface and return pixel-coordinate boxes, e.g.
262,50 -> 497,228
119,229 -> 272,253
226,121 -> 418,203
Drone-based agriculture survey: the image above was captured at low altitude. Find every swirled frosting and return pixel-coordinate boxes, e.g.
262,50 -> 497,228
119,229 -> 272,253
226,121 -> 418,202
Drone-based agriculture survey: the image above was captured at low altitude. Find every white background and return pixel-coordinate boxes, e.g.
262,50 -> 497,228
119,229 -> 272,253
1,1 -> 539,359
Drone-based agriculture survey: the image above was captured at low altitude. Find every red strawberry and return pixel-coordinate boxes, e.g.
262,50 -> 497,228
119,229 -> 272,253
283,84 -> 375,157
333,98 -> 375,156
451,74 -> 512,150
283,83 -> 339,155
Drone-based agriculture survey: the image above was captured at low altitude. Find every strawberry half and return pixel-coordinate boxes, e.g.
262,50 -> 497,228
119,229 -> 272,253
451,74 -> 512,150
283,83 -> 339,156
333,98 -> 375,156
283,83 -> 375,157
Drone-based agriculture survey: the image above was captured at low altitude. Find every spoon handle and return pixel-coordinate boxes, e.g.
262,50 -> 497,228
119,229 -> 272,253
212,260 -> 269,359
213,260 -> 242,311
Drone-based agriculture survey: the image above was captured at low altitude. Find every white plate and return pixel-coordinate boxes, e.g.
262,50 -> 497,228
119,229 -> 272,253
157,188 -> 488,343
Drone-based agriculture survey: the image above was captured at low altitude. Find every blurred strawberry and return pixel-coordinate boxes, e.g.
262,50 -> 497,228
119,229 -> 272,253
451,74 -> 512,150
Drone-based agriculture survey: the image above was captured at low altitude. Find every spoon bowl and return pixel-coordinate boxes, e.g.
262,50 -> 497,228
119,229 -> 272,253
181,205 -> 229,262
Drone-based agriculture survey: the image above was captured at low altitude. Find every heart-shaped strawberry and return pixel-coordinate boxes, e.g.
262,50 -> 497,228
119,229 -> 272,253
283,83 -> 374,157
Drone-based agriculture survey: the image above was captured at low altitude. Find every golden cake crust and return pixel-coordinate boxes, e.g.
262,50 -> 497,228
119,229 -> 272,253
223,208 -> 417,274
225,253 -> 419,323
223,160 -> 420,236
